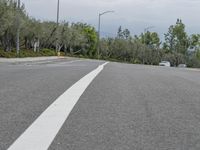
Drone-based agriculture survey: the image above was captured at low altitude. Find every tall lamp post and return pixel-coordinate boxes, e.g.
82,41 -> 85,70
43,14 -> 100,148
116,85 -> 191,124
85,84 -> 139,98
16,0 -> 20,55
57,0 -> 60,25
56,0 -> 60,55
97,11 -> 114,60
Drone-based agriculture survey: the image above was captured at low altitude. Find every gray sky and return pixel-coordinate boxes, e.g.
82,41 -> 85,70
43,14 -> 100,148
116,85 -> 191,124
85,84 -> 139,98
21,0 -> 200,40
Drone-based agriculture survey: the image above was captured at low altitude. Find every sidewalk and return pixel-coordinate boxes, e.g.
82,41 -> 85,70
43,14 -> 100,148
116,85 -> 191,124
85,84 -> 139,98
0,56 -> 66,63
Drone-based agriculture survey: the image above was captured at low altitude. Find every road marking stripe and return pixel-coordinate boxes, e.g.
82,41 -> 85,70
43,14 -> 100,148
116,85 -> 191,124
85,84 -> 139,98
8,62 -> 109,150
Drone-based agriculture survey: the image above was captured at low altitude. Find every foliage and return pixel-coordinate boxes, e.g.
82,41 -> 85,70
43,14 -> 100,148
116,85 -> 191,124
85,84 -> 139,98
0,1 -> 97,57
0,48 -> 56,58
163,19 -> 188,54
117,26 -> 131,39
140,31 -> 160,48
0,1 -> 200,68
99,37 -> 163,65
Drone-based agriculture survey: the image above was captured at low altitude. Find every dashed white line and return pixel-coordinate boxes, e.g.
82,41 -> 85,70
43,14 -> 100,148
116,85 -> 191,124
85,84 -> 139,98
8,62 -> 109,150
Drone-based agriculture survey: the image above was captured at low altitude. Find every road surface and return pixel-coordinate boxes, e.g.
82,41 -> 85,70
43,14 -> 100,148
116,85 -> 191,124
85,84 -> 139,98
0,57 -> 200,150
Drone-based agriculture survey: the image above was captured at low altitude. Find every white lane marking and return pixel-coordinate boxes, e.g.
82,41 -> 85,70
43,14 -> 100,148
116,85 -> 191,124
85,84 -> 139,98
8,62 -> 109,150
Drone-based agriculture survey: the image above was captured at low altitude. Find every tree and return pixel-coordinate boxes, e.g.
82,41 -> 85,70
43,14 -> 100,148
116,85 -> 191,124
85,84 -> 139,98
163,25 -> 176,52
189,34 -> 200,48
151,32 -> 160,47
163,19 -> 188,54
0,0 -> 26,51
141,31 -> 160,48
117,26 -> 123,39
0,0 -> 17,51
1,2 -> 200,68
123,29 -> 131,39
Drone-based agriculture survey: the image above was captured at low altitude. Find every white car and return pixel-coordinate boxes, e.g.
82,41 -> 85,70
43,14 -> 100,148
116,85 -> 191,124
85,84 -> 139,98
159,61 -> 171,67
178,64 -> 187,68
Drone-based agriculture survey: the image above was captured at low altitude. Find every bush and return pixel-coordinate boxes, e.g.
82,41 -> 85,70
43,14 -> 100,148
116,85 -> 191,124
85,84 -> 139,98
19,50 -> 38,57
187,57 -> 200,68
39,49 -> 56,56
0,49 -> 57,58
0,50 -> 17,58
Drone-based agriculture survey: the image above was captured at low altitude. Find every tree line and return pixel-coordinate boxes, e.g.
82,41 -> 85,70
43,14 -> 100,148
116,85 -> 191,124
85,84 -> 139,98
0,0 -> 200,67
100,20 -> 200,67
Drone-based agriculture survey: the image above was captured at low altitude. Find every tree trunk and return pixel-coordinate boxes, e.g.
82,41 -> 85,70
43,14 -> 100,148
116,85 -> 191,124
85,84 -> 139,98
33,42 -> 37,52
70,47 -> 73,55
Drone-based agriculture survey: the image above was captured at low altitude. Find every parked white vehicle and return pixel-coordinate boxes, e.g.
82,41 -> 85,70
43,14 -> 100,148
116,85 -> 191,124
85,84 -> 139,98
178,64 -> 187,68
159,61 -> 171,67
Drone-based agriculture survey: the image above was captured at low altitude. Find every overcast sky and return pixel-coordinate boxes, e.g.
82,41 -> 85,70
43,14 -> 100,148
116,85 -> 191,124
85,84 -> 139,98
21,0 -> 200,40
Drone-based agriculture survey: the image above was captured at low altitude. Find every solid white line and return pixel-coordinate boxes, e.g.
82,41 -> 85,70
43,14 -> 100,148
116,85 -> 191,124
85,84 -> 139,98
8,62 -> 109,150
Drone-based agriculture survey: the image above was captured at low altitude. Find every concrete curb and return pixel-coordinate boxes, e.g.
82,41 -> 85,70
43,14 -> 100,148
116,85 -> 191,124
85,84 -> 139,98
0,56 -> 66,63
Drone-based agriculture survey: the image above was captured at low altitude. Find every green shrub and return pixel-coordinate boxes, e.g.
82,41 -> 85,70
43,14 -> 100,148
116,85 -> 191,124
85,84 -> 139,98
187,57 -> 200,68
0,49 -> 57,58
0,50 -> 17,58
39,49 -> 56,56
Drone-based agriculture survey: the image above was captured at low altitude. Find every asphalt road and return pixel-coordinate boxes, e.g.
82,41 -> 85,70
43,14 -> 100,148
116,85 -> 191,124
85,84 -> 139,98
1,58 -> 200,150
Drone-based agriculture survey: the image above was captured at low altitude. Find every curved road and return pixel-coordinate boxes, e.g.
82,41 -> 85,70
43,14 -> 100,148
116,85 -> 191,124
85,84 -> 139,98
0,58 -> 200,150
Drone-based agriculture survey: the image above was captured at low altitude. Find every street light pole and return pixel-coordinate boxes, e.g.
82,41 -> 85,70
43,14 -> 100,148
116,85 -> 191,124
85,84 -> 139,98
57,0 -> 60,25
56,0 -> 60,54
97,11 -> 114,60
16,0 -> 20,55
97,14 -> 101,60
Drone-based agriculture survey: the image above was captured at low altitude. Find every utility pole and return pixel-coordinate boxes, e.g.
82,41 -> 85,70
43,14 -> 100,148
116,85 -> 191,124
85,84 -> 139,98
56,0 -> 60,55
97,14 -> 101,60
57,0 -> 60,25
16,0 -> 20,55
97,11 -> 114,60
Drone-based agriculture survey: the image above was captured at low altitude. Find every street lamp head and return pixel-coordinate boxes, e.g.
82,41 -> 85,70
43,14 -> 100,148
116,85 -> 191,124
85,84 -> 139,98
100,10 -> 115,16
